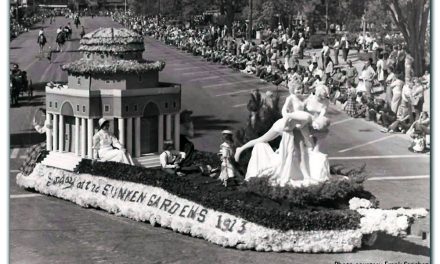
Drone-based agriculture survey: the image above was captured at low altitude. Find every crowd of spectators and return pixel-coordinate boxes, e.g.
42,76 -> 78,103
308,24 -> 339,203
10,8 -> 62,40
110,11 -> 429,153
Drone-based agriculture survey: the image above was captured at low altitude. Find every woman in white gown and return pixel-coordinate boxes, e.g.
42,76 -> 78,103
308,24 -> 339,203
235,82 -> 330,187
303,85 -> 331,182
93,118 -> 134,165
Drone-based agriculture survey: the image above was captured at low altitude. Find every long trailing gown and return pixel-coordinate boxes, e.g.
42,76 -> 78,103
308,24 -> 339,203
304,95 -> 331,183
245,94 -> 330,187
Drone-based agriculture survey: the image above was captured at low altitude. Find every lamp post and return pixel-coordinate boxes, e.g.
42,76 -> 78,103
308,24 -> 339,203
248,0 -> 253,41
158,0 -> 161,16
16,0 -> 20,22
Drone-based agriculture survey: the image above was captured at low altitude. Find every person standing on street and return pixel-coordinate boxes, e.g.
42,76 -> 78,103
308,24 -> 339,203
372,39 -> 380,63
298,33 -> 305,59
376,53 -> 385,87
345,60 -> 358,85
360,58 -> 376,97
37,28 -> 47,56
341,34 -> 350,62
321,41 -> 330,70
333,38 -> 340,65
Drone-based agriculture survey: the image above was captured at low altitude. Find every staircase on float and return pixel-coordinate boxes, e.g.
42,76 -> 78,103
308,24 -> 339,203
133,153 -> 161,168
41,151 -> 83,172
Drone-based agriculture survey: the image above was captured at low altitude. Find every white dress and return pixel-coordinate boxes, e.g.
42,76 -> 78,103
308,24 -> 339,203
304,96 -> 331,183
93,130 -> 132,165
219,142 -> 236,182
245,95 -> 308,187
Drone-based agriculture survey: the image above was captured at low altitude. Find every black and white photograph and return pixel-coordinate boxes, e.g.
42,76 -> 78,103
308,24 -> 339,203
5,0 -> 433,263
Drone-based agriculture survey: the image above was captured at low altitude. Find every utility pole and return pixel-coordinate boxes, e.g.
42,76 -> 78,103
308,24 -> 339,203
158,0 -> 161,16
125,0 -> 127,15
16,0 -> 20,22
325,0 -> 329,35
248,0 -> 253,40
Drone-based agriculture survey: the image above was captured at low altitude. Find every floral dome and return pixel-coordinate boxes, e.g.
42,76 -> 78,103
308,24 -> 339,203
79,27 -> 145,54
62,27 -> 166,75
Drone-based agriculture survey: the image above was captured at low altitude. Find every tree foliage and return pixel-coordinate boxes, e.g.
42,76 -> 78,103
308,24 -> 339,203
363,0 -> 393,35
382,0 -> 430,75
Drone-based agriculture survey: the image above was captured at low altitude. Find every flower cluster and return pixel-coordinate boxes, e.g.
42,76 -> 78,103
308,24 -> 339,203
62,59 -> 166,76
242,176 -> 377,209
349,197 -> 373,210
16,164 -> 428,252
16,165 -> 364,253
357,208 -> 428,236
81,27 -> 144,44
75,159 -> 362,231
78,43 -> 145,53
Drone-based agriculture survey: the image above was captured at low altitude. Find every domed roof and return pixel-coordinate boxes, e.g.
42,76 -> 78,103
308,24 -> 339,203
79,27 -> 145,53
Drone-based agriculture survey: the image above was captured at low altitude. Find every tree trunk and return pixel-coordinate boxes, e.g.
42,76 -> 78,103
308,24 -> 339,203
385,0 -> 429,77
225,0 -> 235,36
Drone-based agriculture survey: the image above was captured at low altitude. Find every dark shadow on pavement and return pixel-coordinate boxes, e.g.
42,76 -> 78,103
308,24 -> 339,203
25,95 -> 45,100
30,25 -> 48,30
191,115 -> 239,137
363,232 -> 430,257
14,100 -> 45,107
64,49 -> 81,53
31,82 -> 65,91
10,132 -> 45,148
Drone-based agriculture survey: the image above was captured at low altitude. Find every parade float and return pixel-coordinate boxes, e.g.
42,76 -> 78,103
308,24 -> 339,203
17,28 -> 428,253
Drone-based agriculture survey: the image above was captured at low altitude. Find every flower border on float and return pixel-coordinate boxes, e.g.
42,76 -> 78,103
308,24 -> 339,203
16,164 -> 428,253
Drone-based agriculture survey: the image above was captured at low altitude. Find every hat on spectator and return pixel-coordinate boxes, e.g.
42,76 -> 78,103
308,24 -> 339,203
163,140 -> 174,150
222,130 -> 233,135
98,118 -> 109,128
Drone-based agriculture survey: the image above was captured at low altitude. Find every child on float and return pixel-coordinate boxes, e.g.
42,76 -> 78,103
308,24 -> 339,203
218,130 -> 239,186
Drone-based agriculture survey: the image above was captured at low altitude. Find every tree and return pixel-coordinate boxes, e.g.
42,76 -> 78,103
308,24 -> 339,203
217,0 -> 246,34
382,0 -> 430,76
363,0 -> 393,35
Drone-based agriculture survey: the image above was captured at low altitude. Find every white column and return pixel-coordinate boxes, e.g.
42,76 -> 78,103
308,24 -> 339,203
166,114 -> 172,141
135,117 -> 141,158
158,114 -> 164,153
118,118 -> 125,147
53,114 -> 58,151
87,119 -> 94,159
46,113 -> 53,151
174,113 -> 180,151
59,115 -> 64,152
75,117 -> 80,156
81,118 -> 86,158
126,118 -> 133,156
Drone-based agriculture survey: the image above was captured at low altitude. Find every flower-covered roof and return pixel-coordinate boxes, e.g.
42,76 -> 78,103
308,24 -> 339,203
79,27 -> 145,53
62,58 -> 166,76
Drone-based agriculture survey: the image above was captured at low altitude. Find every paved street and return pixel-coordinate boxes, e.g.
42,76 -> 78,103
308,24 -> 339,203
9,16 -> 430,263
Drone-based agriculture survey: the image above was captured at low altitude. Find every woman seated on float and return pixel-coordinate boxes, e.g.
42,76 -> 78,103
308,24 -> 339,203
92,118 -> 134,165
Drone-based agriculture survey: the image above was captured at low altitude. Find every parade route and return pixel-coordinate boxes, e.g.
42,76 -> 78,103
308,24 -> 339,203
9,16 -> 429,263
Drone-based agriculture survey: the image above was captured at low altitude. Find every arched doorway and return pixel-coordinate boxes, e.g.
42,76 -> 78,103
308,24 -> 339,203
141,102 -> 159,154
61,102 -> 75,152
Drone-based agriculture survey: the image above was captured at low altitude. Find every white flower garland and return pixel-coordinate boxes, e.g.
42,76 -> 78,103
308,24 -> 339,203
16,164 -> 427,253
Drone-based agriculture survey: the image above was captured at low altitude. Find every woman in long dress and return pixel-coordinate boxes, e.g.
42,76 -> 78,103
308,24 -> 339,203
303,85 -> 331,182
93,118 -> 134,165
388,74 -> 404,114
234,82 -> 315,186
